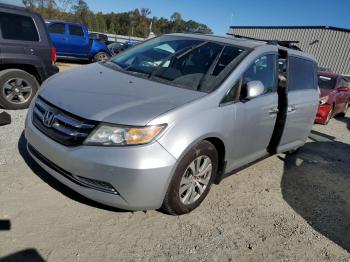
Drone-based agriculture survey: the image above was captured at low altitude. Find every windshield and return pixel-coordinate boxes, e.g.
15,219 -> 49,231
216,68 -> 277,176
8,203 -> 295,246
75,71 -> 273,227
106,35 -> 247,92
318,74 -> 336,90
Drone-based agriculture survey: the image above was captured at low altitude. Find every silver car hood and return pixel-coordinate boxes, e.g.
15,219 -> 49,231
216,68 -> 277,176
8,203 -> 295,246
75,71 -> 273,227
39,63 -> 206,126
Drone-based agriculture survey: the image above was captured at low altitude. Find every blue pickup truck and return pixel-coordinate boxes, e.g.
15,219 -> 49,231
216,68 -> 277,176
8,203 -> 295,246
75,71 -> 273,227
46,21 -> 111,62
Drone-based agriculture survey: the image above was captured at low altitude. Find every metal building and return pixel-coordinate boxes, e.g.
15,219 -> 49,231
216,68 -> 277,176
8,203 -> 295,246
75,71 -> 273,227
228,26 -> 350,75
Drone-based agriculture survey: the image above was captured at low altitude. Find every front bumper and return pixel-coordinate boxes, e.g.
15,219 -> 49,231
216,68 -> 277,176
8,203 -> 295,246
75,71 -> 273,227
315,104 -> 331,124
25,109 -> 177,211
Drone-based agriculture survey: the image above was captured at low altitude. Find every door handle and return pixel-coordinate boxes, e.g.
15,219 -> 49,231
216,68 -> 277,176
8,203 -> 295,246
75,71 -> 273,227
268,107 -> 279,115
287,105 -> 296,112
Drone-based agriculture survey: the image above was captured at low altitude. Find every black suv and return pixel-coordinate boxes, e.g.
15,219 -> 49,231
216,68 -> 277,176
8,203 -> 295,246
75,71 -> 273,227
0,4 -> 58,109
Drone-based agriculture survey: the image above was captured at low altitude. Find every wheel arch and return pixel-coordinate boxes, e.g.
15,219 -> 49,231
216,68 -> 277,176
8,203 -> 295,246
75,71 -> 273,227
166,134 -> 227,182
204,137 -> 226,181
0,64 -> 41,83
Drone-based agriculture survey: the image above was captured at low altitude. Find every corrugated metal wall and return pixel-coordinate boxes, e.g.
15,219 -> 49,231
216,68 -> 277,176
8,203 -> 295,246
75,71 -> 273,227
229,27 -> 350,75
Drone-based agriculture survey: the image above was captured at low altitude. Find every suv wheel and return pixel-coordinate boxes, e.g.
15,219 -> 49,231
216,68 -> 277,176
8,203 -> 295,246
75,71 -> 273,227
0,69 -> 39,109
162,141 -> 218,215
93,52 -> 110,62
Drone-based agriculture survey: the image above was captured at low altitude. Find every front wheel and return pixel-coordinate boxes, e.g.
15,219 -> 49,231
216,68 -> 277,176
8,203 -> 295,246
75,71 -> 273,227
162,141 -> 218,215
93,52 -> 110,62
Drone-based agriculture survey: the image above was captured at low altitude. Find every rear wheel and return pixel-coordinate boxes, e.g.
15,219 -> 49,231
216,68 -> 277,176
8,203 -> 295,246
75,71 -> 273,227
93,52 -> 110,62
0,69 -> 39,109
162,141 -> 218,215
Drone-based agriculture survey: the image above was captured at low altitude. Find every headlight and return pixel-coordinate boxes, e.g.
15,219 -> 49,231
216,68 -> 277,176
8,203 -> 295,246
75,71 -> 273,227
84,124 -> 167,146
319,96 -> 329,105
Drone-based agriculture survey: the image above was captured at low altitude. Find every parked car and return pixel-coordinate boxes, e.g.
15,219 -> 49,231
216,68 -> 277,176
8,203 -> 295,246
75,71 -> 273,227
124,39 -> 139,48
0,4 -> 58,109
46,21 -> 111,62
108,40 -> 140,56
88,32 -> 108,44
315,71 -> 350,124
25,34 -> 319,215
107,42 -> 125,56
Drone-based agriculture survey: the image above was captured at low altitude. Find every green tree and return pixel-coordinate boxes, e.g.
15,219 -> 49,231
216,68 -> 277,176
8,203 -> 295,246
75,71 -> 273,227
23,2 -> 213,37
72,0 -> 90,25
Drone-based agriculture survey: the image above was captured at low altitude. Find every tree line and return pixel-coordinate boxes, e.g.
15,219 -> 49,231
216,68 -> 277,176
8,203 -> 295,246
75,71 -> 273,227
22,0 -> 213,38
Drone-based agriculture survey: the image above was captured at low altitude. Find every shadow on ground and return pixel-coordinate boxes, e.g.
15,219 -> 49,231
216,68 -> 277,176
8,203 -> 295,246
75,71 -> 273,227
334,115 -> 350,131
56,57 -> 90,64
281,131 -> 350,251
0,249 -> 45,262
18,132 -> 126,213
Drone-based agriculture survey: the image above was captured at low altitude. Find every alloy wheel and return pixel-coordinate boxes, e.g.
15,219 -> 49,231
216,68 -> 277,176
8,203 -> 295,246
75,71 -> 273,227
96,53 -> 108,62
2,78 -> 32,105
179,155 -> 212,205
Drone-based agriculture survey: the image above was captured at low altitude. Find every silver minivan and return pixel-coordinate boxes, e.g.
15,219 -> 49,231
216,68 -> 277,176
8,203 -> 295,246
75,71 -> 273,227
25,34 -> 319,215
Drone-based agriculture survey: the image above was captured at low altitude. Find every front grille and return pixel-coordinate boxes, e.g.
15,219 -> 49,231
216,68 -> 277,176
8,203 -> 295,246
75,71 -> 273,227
28,143 -> 119,195
32,97 -> 97,146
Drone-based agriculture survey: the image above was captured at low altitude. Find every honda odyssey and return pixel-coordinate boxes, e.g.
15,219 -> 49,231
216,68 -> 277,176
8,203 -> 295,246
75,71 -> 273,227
25,34 -> 319,215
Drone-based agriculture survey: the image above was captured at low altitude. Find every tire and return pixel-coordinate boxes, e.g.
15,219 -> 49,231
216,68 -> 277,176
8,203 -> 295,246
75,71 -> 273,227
162,140 -> 218,215
93,52 -> 110,62
323,105 -> 334,125
0,69 -> 39,110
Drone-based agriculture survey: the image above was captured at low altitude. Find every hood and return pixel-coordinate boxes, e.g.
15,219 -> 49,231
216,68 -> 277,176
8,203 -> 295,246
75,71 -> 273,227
39,63 -> 206,126
319,88 -> 336,98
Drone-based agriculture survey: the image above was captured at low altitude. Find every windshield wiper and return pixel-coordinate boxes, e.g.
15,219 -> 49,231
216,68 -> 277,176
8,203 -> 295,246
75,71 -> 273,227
149,41 -> 209,80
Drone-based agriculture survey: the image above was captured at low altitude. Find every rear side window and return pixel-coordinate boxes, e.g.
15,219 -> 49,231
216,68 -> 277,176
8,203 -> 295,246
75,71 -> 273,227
48,23 -> 65,34
289,57 -> 315,91
69,25 -> 84,36
0,12 -> 39,41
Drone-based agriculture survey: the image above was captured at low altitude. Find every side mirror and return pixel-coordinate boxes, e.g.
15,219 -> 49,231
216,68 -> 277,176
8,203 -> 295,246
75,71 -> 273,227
245,80 -> 265,100
337,86 -> 349,92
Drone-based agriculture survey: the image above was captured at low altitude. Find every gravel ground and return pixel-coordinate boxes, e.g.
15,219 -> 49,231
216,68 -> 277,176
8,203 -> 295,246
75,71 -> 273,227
0,67 -> 349,261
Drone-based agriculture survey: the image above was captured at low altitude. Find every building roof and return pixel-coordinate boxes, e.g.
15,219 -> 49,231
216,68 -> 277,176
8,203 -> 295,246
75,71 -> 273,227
229,26 -> 350,33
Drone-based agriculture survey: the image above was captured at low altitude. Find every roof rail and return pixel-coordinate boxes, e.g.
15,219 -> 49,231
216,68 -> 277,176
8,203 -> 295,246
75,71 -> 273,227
227,33 -> 302,51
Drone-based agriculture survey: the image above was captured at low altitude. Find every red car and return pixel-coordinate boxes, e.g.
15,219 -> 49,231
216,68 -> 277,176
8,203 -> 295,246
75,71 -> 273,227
315,71 -> 350,125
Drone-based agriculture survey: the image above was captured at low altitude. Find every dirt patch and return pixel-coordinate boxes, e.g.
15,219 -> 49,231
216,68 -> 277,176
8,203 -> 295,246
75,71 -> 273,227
56,62 -> 82,72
